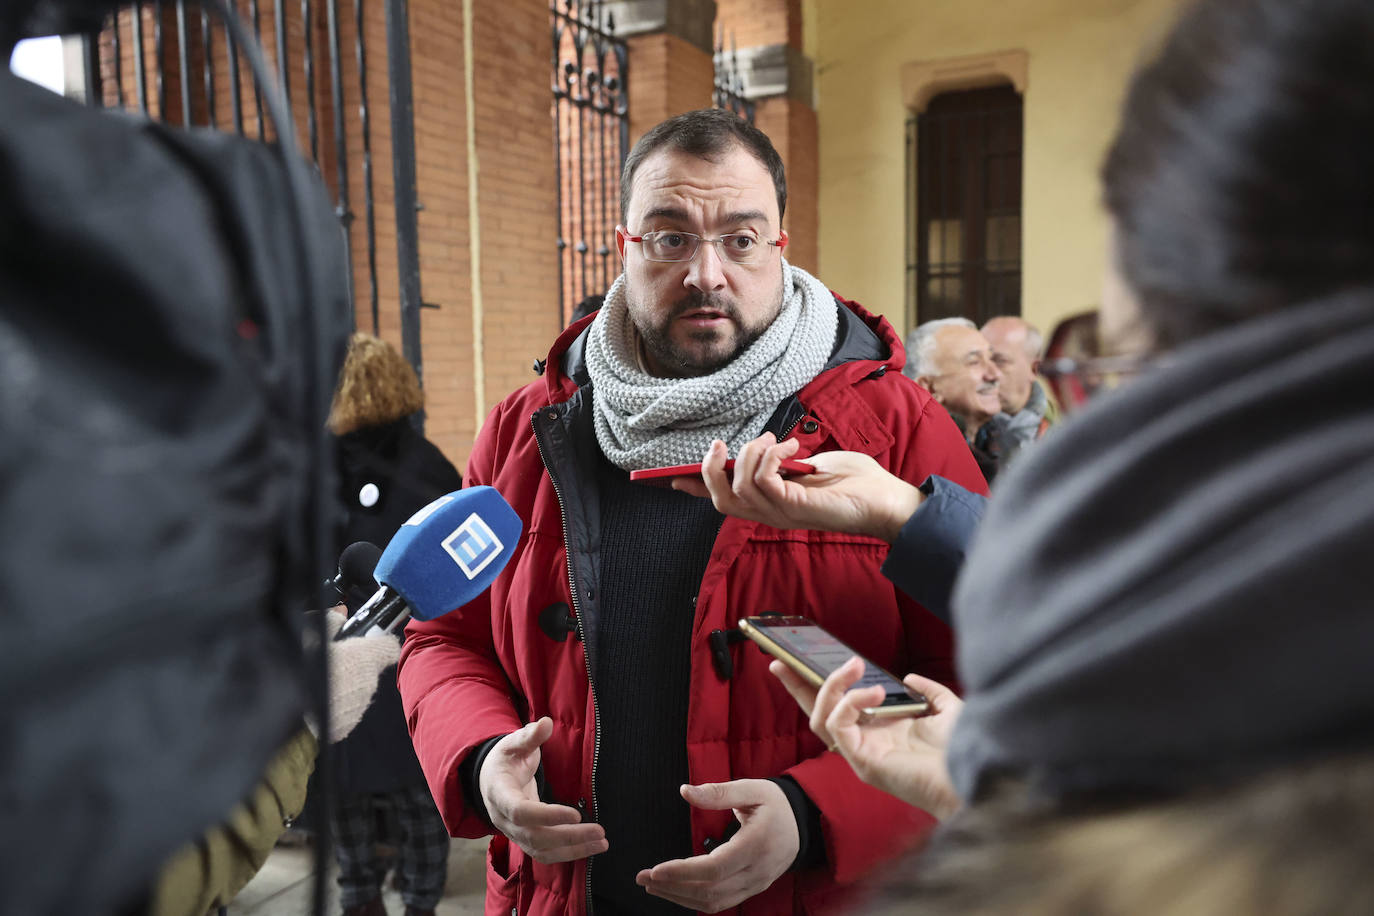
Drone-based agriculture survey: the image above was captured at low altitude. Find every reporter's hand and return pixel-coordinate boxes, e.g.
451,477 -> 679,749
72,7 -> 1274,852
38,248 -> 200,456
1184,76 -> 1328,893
478,718 -> 608,863
635,779 -> 798,913
673,435 -> 923,542
770,658 -> 964,820
317,608 -> 402,743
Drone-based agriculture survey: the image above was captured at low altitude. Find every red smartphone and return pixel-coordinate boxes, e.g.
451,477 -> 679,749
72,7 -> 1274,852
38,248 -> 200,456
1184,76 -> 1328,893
629,458 -> 816,487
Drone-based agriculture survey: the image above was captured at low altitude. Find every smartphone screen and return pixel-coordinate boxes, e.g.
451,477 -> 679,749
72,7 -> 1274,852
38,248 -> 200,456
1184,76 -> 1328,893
740,616 -> 928,717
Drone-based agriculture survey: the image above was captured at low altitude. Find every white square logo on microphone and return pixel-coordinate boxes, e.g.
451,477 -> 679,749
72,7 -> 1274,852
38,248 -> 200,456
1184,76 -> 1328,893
443,513 -> 503,580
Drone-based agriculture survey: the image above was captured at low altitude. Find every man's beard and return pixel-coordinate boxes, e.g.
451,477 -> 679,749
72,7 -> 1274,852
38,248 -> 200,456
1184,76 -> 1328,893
631,289 -> 775,378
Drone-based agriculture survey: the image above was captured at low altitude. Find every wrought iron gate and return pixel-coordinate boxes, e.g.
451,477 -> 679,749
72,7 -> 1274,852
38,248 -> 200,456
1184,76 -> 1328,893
83,0 -> 424,375
551,0 -> 628,324
713,29 -> 753,124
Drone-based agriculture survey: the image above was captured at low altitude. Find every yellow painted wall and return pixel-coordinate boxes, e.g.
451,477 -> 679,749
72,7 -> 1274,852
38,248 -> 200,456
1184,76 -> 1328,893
805,0 -> 1183,337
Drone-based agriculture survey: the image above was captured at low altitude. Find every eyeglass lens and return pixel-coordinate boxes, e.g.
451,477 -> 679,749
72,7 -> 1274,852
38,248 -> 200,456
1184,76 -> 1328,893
643,232 -> 764,263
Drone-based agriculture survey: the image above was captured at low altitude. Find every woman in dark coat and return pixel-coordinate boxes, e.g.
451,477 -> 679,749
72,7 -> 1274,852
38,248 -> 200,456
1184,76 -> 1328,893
327,333 -> 461,916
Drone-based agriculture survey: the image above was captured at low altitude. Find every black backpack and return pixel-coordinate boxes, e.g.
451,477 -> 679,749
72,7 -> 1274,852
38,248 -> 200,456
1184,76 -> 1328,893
0,7 -> 349,910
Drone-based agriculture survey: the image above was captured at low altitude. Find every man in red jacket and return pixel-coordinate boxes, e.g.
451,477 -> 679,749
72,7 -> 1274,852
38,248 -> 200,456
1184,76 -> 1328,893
398,109 -> 986,916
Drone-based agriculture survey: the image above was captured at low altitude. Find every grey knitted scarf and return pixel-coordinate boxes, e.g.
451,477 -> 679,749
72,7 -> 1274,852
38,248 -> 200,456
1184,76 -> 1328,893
584,260 -> 838,471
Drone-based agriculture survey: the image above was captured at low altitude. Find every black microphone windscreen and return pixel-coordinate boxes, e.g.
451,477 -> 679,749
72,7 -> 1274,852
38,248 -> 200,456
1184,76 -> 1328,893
337,541 -> 383,613
339,541 -> 383,590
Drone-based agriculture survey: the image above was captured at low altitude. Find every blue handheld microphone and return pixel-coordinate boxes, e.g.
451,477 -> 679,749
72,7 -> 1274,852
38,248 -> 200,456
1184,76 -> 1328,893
335,486 -> 522,639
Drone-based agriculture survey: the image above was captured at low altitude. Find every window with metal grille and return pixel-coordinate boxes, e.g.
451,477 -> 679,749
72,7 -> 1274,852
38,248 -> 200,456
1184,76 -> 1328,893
906,85 -> 1023,328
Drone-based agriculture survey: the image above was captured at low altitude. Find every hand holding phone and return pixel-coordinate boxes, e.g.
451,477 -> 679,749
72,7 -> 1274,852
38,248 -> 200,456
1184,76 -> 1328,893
738,616 -> 928,717
771,656 -> 964,819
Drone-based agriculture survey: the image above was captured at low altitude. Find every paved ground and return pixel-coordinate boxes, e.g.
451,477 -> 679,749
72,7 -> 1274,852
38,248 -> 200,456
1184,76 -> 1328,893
227,836 -> 490,915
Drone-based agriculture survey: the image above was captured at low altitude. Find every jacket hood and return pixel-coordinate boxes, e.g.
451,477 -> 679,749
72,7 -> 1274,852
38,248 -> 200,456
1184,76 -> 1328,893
539,293 -> 904,402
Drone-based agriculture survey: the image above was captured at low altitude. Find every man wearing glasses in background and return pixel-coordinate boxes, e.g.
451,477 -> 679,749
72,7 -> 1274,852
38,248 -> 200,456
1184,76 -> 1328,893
399,109 -> 984,916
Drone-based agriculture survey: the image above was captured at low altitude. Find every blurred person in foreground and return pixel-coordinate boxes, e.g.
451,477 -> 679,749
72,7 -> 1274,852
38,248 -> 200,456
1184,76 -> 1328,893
691,0 -> 1374,911
903,318 -> 1002,483
979,316 -> 1056,466
327,333 -> 461,916
149,615 -> 409,916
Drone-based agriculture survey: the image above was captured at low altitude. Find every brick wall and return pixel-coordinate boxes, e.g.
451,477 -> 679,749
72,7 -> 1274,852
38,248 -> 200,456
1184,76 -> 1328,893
469,0 -> 561,441
714,0 -> 801,52
754,96 -> 818,275
626,32 -> 714,146
409,0 -> 475,466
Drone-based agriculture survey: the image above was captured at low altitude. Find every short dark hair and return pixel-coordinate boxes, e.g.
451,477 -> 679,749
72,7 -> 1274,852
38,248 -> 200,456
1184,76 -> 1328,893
620,108 -> 787,225
1102,0 -> 1374,351
568,293 -> 604,326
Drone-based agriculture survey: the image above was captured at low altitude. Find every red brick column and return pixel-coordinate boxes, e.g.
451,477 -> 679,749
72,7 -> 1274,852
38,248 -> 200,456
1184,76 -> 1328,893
714,0 -> 819,275
609,0 -> 718,147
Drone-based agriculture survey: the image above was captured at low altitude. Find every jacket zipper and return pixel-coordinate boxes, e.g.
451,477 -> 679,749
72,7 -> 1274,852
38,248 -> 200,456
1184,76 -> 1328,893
530,409 -> 601,916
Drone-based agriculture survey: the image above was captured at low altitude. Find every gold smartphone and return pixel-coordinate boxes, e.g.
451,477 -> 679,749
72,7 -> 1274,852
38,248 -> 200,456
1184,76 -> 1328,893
739,615 -> 929,718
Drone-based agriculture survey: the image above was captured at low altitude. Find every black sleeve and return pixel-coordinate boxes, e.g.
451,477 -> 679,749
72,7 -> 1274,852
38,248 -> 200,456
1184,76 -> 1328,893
458,734 -> 507,827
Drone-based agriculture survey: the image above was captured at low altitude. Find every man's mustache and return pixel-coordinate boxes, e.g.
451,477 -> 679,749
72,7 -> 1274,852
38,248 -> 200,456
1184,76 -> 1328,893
667,291 -> 739,321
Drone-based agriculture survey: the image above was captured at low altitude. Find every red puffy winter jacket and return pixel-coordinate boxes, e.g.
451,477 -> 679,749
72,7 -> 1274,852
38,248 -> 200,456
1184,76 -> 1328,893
399,298 -> 987,915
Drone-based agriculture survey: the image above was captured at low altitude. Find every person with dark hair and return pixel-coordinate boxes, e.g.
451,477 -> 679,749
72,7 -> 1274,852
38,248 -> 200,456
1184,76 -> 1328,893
569,292 -> 604,326
398,108 -> 986,916
696,0 -> 1374,910
327,333 -> 461,916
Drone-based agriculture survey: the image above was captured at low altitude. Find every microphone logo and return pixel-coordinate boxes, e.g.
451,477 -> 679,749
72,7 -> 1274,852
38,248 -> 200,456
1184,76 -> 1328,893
443,513 -> 504,579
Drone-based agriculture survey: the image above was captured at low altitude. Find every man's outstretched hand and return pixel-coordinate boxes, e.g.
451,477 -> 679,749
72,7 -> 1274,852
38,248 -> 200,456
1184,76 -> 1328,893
635,778 -> 798,913
478,717 -> 608,864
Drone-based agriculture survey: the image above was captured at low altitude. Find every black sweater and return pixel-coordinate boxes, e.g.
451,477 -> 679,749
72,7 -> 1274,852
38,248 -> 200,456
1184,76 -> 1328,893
588,453 -> 724,914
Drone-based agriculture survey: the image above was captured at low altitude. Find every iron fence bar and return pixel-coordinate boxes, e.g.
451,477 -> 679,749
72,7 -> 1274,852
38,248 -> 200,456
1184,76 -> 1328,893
154,0 -> 166,116
605,6 -> 625,294
550,2 -> 566,318
176,1 -> 192,125
576,2 -> 589,305
132,1 -> 148,111
592,1 -> 607,297
325,0 -> 354,322
301,0 -> 318,160
905,113 -> 916,328
273,0 -> 290,110
227,9 -> 243,133
616,32 -> 627,171
354,0 -> 379,333
82,30 -> 103,106
384,0 -> 424,387
110,14 -> 123,106
201,9 -> 216,125
249,0 -> 264,136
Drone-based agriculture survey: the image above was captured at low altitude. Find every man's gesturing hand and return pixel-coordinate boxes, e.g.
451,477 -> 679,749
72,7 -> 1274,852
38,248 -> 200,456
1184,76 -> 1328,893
635,779 -> 798,913
478,717 -> 608,864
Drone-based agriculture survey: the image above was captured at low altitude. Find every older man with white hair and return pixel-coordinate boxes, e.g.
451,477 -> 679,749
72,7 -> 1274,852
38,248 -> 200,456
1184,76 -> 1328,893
904,318 -> 1002,483
982,316 -> 1058,465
